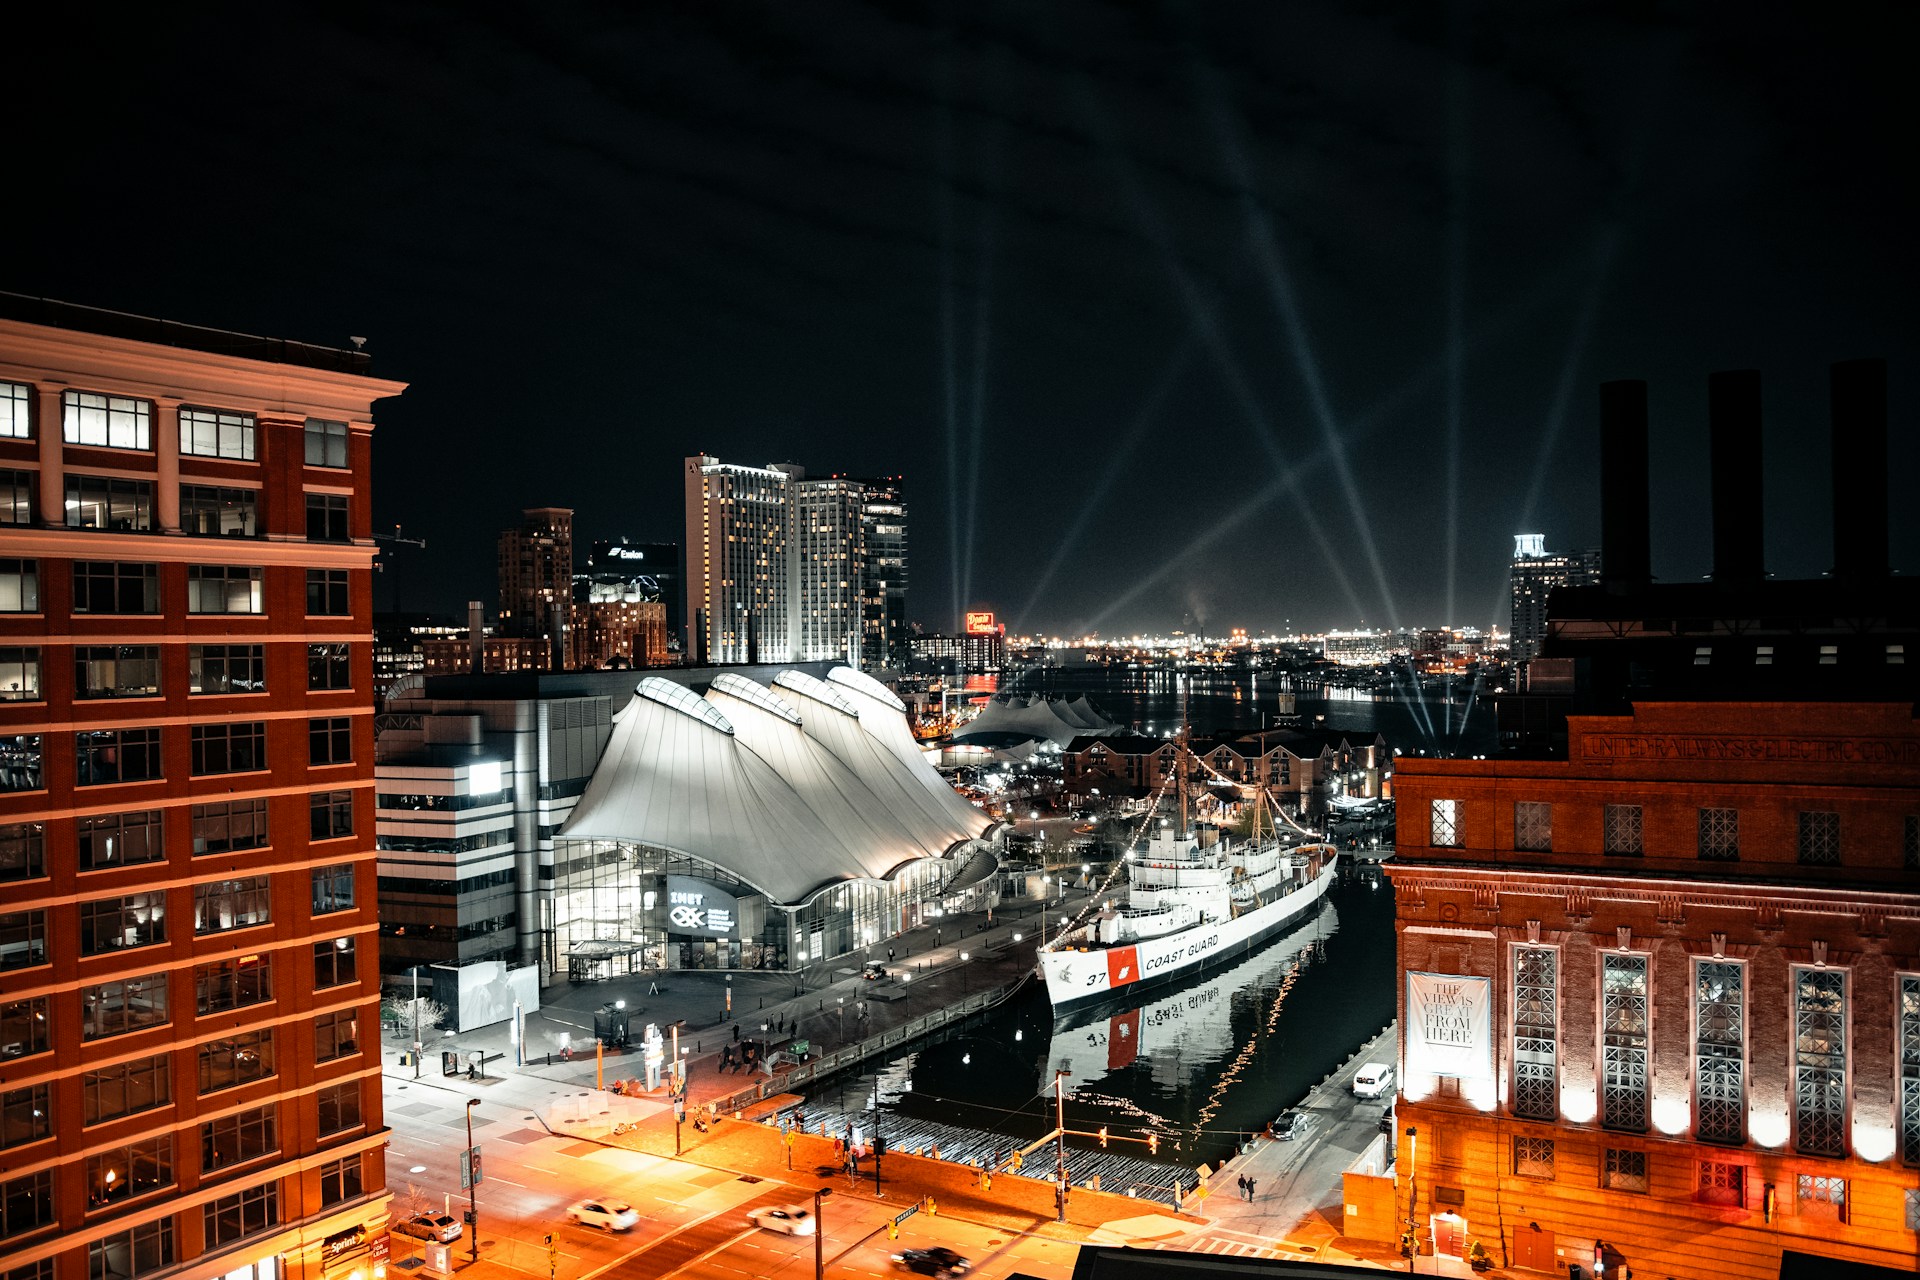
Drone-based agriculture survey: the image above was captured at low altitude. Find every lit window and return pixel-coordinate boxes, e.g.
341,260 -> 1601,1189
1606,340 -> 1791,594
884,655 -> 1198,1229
64,476 -> 153,530
61,390 -> 151,450
179,407 -> 254,460
186,566 -> 263,615
1513,947 -> 1557,1121
1601,953 -> 1649,1131
179,485 -> 257,537
1794,967 -> 1847,1158
1429,798 -> 1460,847
1695,960 -> 1744,1144
304,419 -> 349,468
0,383 -> 30,439
0,648 -> 39,703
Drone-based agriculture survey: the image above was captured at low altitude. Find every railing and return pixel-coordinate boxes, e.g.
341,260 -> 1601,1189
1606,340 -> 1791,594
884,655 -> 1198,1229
701,975 -> 1030,1115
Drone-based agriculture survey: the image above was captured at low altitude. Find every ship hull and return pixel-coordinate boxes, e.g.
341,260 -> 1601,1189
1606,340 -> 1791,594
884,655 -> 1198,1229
1039,848 -> 1339,1012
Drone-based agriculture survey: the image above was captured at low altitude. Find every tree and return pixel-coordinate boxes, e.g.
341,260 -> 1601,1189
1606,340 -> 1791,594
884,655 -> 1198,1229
382,994 -> 449,1041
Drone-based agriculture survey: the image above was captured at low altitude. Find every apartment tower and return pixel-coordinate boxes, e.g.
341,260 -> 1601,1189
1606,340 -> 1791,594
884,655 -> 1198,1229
0,295 -> 403,1280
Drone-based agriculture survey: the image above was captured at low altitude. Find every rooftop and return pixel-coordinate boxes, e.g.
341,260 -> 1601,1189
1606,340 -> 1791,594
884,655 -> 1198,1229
0,290 -> 374,375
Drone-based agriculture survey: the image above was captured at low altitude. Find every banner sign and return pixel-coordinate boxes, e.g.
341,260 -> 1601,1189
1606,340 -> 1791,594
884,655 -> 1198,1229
665,876 -> 740,937
1406,972 -> 1492,1081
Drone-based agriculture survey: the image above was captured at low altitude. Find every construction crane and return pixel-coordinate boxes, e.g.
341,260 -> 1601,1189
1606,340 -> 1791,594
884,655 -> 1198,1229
372,524 -> 428,616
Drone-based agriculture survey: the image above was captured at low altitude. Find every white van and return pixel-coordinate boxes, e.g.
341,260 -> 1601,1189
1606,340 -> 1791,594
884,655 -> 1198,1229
1351,1062 -> 1394,1098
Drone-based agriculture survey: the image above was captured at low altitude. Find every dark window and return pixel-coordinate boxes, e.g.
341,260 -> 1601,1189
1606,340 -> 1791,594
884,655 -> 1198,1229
64,475 -> 153,530
76,727 -> 163,785
203,1181 -> 277,1247
319,1154 -> 363,1207
314,936 -> 357,989
81,1052 -> 170,1124
312,863 -> 356,914
79,895 -> 167,956
0,910 -> 46,970
195,954 -> 273,1015
315,1009 -> 359,1062
0,648 -> 38,702
1797,811 -> 1841,866
0,560 -> 34,613
1908,816 -> 1920,871
316,1080 -> 361,1135
88,1218 -> 175,1280
75,645 -> 161,698
189,644 -> 266,694
311,790 -> 355,840
0,470 -> 30,524
179,485 -> 257,537
0,384 -> 29,440
1698,807 -> 1739,860
86,1136 -> 172,1206
0,823 -> 42,881
197,1029 -> 275,1095
307,568 -> 350,615
5,1260 -> 52,1280
0,1169 -> 53,1239
200,1104 -> 276,1172
77,809 -> 164,870
0,1085 -> 50,1150
305,419 -> 349,467
1697,1158 -> 1745,1207
310,717 -> 353,766
0,737 -> 40,793
186,565 -> 262,614
62,389 -> 151,450
178,407 -> 254,460
72,561 -> 157,614
306,492 -> 349,541
0,998 -> 52,1061
191,721 -> 266,775
191,799 -> 269,855
308,642 -> 351,690
1603,803 -> 1643,855
193,876 -> 271,934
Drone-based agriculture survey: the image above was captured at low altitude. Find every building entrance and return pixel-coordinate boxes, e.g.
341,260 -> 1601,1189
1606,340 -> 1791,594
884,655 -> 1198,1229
1430,1212 -> 1468,1259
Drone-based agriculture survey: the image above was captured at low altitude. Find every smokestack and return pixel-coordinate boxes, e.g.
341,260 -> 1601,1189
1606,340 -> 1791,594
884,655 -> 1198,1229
1708,370 -> 1764,589
1598,379 -> 1651,594
1830,358 -> 1889,582
467,600 -> 484,675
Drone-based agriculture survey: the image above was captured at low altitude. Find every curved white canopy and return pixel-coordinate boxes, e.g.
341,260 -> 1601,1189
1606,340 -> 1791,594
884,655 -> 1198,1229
561,669 -> 991,904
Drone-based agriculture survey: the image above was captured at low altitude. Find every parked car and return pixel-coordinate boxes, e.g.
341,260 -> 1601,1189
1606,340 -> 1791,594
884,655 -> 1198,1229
748,1204 -> 816,1235
1351,1062 -> 1395,1098
566,1198 -> 639,1232
1270,1109 -> 1310,1140
893,1247 -> 972,1276
392,1212 -> 462,1243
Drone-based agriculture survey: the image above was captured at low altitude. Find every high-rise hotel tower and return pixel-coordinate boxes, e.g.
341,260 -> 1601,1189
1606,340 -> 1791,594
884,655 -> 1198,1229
0,296 -> 403,1280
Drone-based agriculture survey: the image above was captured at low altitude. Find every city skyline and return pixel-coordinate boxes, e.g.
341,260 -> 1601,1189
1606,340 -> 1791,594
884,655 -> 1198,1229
9,4 -> 1916,636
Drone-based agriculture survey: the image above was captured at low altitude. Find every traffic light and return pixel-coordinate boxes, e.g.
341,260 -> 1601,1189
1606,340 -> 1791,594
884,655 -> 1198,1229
926,1197 -> 937,1216
1098,1126 -> 1108,1147
888,1222 -> 898,1240
874,1136 -> 886,1157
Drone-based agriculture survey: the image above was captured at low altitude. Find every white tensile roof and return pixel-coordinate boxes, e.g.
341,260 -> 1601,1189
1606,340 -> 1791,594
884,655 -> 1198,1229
953,692 -> 1117,747
560,669 -> 991,904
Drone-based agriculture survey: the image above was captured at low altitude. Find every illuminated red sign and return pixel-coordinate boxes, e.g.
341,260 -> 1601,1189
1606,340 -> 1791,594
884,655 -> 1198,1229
964,611 -> 1001,635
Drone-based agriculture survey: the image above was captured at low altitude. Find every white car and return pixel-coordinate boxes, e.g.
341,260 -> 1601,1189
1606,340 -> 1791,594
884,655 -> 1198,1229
392,1212 -> 462,1243
748,1204 -> 817,1236
566,1199 -> 639,1232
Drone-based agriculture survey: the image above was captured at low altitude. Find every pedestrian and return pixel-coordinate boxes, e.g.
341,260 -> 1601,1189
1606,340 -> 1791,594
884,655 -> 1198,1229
1237,1175 -> 1248,1200
733,1024 -> 740,1042
887,947 -> 895,963
1247,1177 -> 1257,1200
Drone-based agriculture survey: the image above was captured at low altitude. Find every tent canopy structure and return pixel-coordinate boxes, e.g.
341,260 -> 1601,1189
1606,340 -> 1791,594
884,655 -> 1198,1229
560,668 -> 993,905
952,692 -> 1118,749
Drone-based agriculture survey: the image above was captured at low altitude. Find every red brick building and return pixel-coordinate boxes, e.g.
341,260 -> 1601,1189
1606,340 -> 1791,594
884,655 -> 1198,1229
0,296 -> 403,1280
1388,363 -> 1920,1278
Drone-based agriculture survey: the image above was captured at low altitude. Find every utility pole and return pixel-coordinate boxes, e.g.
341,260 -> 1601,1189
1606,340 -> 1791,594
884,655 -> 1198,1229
872,1073 -> 883,1195
410,966 -> 422,1080
464,1099 -> 482,1263
1053,1070 -> 1070,1222
813,1187 -> 833,1280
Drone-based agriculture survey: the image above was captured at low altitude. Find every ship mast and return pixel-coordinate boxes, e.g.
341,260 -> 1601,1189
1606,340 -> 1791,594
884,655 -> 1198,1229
1175,674 -> 1191,841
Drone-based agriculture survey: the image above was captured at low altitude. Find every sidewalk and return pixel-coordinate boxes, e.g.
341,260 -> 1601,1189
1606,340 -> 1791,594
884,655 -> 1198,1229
389,886 -> 1104,1110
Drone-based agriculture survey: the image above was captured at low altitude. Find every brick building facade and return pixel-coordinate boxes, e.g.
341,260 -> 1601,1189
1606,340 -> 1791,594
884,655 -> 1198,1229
0,296 -> 402,1280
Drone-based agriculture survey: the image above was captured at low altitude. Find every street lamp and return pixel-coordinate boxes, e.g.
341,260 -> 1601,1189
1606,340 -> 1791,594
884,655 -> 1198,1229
959,951 -> 970,997
836,996 -> 846,1044
410,966 -> 424,1080
1040,875 -> 1051,947
1403,1125 -> 1419,1272
812,1187 -> 833,1280
464,1098 -> 482,1263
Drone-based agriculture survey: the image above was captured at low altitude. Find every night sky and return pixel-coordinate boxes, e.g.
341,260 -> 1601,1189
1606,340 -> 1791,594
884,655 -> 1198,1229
13,3 -> 1916,637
